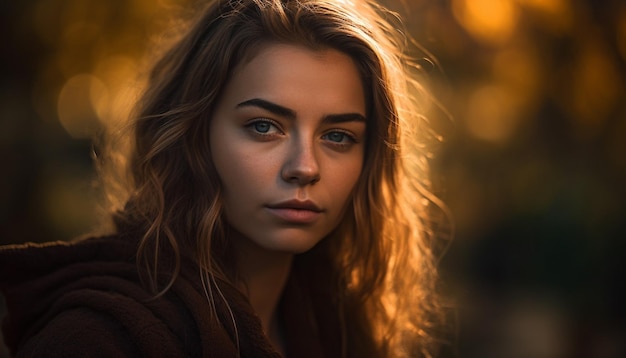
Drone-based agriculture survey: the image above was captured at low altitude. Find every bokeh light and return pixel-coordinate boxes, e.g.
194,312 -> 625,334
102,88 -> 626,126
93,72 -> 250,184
560,38 -> 623,138
452,0 -> 519,46
465,84 -> 523,142
57,73 -> 107,138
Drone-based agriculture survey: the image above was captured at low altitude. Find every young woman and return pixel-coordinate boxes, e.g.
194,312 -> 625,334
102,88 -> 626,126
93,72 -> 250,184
0,0 -> 447,357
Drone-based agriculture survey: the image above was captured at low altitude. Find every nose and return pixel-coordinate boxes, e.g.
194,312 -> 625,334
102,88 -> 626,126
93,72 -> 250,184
281,138 -> 320,185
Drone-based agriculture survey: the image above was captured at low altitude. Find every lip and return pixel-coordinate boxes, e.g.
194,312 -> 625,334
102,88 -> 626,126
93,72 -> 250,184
265,200 -> 323,224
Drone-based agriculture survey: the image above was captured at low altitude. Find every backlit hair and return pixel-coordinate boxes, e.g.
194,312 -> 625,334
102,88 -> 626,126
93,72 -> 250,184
101,0 -> 448,357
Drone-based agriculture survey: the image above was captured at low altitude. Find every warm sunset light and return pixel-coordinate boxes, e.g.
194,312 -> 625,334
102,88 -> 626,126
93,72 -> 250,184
93,55 -> 142,127
563,41 -> 623,136
452,0 -> 518,45
465,84 -> 522,142
57,74 -> 107,139
2,0 -> 625,357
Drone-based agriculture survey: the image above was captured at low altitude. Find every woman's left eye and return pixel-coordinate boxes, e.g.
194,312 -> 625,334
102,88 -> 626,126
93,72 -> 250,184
322,131 -> 355,144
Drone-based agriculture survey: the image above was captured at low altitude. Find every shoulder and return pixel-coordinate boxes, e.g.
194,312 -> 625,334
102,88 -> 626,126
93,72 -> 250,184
0,235 -> 253,357
0,234 -> 145,304
0,235 -> 136,282
0,235 -> 199,357
16,306 -> 141,357
15,300 -> 201,356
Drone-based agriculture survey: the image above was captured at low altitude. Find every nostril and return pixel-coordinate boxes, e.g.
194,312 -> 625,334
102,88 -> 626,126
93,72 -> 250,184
280,141 -> 321,185
283,169 -> 320,185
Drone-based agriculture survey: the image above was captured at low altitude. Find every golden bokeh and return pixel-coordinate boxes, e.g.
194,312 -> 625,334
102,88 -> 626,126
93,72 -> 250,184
56,74 -> 107,139
465,84 -> 523,142
518,0 -> 572,33
452,0 -> 519,45
93,55 -> 142,128
563,38 -> 623,137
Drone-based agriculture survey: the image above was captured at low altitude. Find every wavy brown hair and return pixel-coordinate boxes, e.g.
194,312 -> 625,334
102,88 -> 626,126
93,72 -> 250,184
100,0 -> 448,357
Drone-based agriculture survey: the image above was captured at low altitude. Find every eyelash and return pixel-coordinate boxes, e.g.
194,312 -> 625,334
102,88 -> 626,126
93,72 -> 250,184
321,130 -> 357,146
245,118 -> 283,138
244,118 -> 358,147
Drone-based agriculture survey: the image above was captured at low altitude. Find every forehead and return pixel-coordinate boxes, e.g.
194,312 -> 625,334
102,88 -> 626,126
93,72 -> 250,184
220,43 -> 366,116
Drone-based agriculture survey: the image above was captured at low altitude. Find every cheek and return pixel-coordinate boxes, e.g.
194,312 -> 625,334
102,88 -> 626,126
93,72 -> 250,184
328,156 -> 364,207
211,140 -> 279,206
212,152 -> 257,223
210,123 -> 248,187
214,150 -> 260,193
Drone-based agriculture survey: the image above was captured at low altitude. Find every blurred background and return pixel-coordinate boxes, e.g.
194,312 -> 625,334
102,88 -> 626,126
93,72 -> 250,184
1,0 -> 625,357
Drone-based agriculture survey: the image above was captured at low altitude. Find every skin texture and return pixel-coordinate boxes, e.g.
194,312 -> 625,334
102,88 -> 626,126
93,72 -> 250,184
209,44 -> 367,352
210,43 -> 366,255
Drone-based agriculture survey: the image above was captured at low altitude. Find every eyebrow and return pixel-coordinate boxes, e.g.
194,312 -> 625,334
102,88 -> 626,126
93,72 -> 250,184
235,98 -> 366,124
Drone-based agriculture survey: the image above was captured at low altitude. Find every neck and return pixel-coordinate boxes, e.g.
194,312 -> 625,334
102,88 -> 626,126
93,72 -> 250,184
229,229 -> 293,354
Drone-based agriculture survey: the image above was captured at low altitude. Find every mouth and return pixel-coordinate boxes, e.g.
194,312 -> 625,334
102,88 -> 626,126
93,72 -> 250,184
265,200 -> 323,224
266,199 -> 323,212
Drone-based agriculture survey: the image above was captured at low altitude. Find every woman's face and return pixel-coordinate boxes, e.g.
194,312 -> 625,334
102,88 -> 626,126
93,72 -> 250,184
210,43 -> 366,254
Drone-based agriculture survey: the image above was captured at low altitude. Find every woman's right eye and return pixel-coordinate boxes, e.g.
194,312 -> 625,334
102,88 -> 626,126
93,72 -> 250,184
253,121 -> 272,133
245,119 -> 282,137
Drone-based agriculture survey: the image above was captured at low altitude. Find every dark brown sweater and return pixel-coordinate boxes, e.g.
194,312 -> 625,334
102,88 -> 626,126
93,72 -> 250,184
0,234 -> 334,357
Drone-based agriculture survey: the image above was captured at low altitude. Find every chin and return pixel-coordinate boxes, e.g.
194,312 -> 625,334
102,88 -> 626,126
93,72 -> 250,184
253,230 -> 326,254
